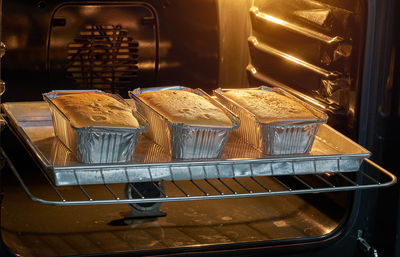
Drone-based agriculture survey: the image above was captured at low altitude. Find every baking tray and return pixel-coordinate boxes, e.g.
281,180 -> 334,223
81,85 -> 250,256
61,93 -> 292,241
214,86 -> 328,155
2,101 -> 371,186
129,86 -> 240,159
43,90 -> 148,163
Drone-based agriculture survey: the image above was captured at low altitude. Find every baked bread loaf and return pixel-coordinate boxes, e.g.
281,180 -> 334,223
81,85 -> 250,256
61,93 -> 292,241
138,90 -> 232,126
52,92 -> 139,128
223,89 -> 316,123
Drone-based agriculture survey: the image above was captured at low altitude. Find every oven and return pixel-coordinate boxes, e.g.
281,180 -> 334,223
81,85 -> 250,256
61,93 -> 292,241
0,0 -> 399,256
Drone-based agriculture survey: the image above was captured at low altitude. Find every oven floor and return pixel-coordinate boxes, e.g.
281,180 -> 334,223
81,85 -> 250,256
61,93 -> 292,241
0,164 -> 345,257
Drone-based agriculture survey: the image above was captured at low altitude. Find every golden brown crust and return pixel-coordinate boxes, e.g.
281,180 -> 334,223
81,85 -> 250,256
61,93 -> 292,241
52,92 -> 139,128
223,89 -> 316,123
138,90 -> 232,126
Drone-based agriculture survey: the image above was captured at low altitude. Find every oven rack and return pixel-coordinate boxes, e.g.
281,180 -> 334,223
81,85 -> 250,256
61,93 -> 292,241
1,148 -> 396,206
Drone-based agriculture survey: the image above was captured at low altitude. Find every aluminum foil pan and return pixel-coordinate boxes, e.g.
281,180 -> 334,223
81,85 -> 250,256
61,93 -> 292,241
214,86 -> 328,155
43,90 -> 148,163
129,86 -> 240,159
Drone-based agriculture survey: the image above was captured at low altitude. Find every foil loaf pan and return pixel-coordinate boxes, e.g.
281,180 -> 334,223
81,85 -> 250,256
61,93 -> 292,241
129,86 -> 240,159
3,101 -> 372,186
43,90 -> 148,164
214,86 -> 328,155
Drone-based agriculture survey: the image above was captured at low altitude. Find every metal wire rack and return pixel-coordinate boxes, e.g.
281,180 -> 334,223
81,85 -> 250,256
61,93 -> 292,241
1,147 -> 396,206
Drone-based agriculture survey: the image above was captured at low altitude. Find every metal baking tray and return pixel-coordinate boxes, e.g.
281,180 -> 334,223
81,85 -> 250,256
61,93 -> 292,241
214,86 -> 328,155
129,86 -> 240,159
2,101 -> 370,186
43,90 -> 148,164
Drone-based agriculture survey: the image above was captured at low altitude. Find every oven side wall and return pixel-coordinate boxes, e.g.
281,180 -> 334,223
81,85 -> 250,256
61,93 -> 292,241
358,0 -> 400,255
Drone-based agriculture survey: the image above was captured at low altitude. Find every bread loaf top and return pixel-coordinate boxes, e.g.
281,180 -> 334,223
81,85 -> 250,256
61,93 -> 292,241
223,89 -> 316,123
52,92 -> 139,128
138,90 -> 232,126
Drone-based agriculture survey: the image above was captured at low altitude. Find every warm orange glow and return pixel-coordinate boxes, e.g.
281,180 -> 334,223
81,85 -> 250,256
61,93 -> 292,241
255,12 -> 286,26
282,54 -> 305,67
250,7 -> 342,44
302,94 -> 327,110
249,66 -> 257,74
249,36 -> 338,79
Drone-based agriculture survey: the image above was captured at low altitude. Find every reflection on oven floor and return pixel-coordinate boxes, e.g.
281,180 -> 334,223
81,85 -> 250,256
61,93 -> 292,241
0,166 -> 344,257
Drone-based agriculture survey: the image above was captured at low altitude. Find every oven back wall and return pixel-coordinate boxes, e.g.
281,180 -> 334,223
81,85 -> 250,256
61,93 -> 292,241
1,0 -> 219,100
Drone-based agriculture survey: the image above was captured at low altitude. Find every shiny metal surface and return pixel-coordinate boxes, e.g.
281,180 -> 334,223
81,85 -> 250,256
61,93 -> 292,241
43,90 -> 148,163
129,86 -> 240,159
2,146 -> 396,206
214,86 -> 328,155
247,0 -> 365,135
249,37 -> 342,78
3,101 -> 370,187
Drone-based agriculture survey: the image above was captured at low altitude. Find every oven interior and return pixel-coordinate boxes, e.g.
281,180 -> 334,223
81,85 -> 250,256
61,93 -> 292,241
0,0 -> 397,256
